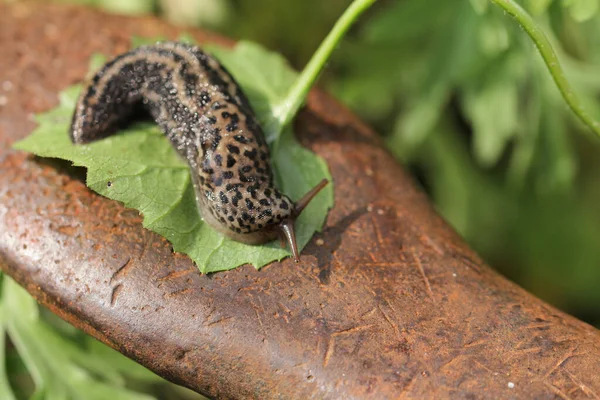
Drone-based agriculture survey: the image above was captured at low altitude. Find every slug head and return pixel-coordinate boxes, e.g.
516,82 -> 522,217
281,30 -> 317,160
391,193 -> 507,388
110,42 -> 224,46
278,178 -> 329,263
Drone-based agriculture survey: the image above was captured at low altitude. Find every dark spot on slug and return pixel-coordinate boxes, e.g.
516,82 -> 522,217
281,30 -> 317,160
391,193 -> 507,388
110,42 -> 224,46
226,114 -> 240,132
246,183 -> 259,195
225,183 -> 242,192
244,148 -> 257,160
240,175 -> 255,183
214,154 -> 222,167
234,134 -> 248,144
226,144 -> 240,154
226,155 -> 236,168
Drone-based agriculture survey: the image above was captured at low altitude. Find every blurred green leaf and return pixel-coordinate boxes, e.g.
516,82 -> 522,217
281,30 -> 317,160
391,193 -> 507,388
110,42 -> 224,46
535,95 -> 577,193
465,80 -> 518,166
392,2 -> 483,157
2,277 -> 155,400
0,274 -> 17,400
478,17 -> 510,55
363,0 -> 454,42
462,52 -> 524,166
469,0 -> 489,14
527,0 -> 555,14
390,82 -> 449,159
84,338 -> 160,383
99,0 -> 156,16
507,60 -> 543,189
564,0 -> 599,21
489,0 -> 600,137
334,0 -> 600,175
130,36 -> 168,48
160,0 -> 230,27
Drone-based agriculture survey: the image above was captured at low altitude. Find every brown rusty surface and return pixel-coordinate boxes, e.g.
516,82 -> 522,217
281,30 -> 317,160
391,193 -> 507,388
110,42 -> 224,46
1,3 -> 600,399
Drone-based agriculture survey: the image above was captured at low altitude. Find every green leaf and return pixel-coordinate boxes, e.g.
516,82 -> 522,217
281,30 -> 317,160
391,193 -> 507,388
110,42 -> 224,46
478,17 -> 510,55
462,69 -> 520,166
363,0 -> 454,42
385,2 -> 481,159
14,41 -> 333,273
0,274 -> 17,400
527,0 -> 554,14
99,0 -> 157,16
565,0 -> 599,21
84,338 -> 161,383
207,42 -> 298,143
2,277 -> 155,400
391,82 -> 449,159
469,0 -> 489,14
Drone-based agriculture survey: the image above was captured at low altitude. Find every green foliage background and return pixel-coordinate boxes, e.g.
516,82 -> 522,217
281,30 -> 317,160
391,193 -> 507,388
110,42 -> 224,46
3,0 -> 600,398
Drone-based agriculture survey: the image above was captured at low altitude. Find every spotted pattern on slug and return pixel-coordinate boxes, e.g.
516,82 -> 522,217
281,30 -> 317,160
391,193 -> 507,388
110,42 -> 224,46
70,42 -> 327,260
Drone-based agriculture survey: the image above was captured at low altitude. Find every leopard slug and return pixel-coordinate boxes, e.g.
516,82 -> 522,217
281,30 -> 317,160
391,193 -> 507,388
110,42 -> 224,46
70,41 -> 328,262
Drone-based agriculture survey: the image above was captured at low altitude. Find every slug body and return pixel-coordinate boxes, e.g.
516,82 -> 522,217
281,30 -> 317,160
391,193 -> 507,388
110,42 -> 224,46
70,41 -> 327,262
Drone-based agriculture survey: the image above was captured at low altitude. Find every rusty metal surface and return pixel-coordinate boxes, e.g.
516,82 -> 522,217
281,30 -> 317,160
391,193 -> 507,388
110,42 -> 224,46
1,3 -> 600,399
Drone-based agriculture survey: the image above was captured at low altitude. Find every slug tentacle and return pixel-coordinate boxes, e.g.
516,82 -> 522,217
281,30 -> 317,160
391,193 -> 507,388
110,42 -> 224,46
293,178 -> 329,216
70,41 -> 327,263
279,178 -> 329,263
280,220 -> 299,263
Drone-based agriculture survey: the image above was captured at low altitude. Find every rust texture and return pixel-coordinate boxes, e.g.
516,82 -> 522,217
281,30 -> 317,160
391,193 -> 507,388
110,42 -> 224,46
1,3 -> 600,399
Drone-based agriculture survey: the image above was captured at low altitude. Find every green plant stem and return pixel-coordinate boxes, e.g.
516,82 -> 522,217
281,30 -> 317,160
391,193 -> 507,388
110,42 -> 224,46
489,0 -> 600,137
272,0 -> 377,133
